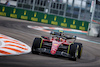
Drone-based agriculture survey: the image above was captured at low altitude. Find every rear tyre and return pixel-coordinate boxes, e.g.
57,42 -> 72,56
31,37 -> 42,54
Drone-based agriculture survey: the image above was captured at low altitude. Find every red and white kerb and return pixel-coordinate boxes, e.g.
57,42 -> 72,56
0,34 -> 31,56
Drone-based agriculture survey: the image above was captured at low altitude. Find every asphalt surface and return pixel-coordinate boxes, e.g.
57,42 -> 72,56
0,16 -> 100,67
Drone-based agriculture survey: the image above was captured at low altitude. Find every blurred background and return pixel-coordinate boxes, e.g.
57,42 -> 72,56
0,0 -> 100,37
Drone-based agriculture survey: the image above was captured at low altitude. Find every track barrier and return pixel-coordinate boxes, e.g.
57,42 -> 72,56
0,5 -> 89,31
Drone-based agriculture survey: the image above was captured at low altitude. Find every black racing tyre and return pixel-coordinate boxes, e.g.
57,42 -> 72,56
77,43 -> 83,59
74,42 -> 83,59
31,37 -> 42,54
97,34 -> 100,37
69,44 -> 77,61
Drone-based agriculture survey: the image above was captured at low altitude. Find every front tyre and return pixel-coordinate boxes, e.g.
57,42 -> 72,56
69,44 -> 77,61
77,43 -> 83,59
31,37 -> 43,54
69,42 -> 83,61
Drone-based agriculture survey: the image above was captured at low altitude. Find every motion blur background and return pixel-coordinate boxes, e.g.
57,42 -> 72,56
0,0 -> 100,37
1,0 -> 100,22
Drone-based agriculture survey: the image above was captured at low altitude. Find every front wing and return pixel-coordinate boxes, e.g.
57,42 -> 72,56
35,48 -> 75,58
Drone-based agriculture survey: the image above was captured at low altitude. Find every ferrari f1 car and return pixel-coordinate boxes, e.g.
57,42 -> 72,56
31,31 -> 83,61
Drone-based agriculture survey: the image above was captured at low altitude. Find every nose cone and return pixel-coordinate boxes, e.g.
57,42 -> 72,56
50,41 -> 62,55
51,49 -> 57,55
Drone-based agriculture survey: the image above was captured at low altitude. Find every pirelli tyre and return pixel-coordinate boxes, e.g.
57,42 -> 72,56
31,37 -> 43,54
69,44 -> 77,61
77,43 -> 83,59
69,43 -> 83,60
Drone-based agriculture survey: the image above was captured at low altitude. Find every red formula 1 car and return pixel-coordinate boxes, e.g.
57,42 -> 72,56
31,31 -> 83,61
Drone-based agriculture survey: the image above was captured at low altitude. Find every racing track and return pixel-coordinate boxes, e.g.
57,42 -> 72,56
0,16 -> 100,67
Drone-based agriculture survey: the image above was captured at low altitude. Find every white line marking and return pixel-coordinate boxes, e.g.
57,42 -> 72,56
77,37 -> 100,44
